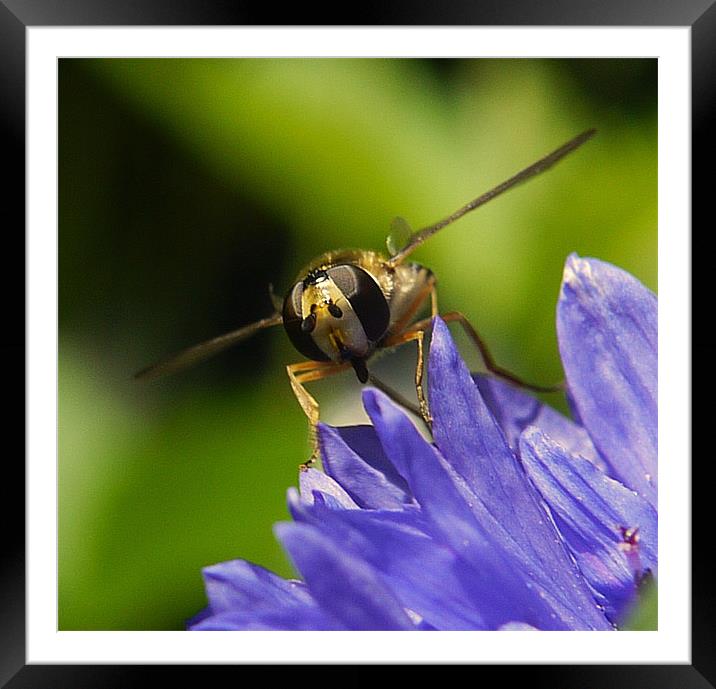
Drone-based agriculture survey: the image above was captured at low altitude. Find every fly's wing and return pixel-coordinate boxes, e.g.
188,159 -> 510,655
134,313 -> 283,381
386,216 -> 414,257
387,128 -> 596,266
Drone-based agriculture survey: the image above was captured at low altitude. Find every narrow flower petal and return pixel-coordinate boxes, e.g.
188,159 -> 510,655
298,467 -> 358,508
426,319 -> 610,629
363,387 -> 612,630
557,255 -> 657,505
191,605 -> 345,630
428,317 -> 540,509
275,521 -> 417,630
290,498 -> 493,630
520,427 -> 657,623
473,373 -> 603,468
332,424 -> 412,495
318,423 -> 412,509
188,559 -> 342,630
200,559 -> 313,613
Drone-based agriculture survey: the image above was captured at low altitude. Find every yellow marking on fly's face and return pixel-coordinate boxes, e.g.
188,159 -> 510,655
328,329 -> 347,353
301,279 -> 337,315
300,277 -> 370,361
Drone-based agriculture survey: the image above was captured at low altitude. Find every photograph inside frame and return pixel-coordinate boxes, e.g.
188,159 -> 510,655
57,57 -> 657,632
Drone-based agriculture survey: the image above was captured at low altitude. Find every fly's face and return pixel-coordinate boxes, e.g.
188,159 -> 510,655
282,264 -> 391,370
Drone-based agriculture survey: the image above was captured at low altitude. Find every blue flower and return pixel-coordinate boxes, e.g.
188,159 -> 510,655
189,254 -> 657,631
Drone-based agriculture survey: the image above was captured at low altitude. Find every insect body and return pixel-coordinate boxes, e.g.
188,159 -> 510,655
280,250 -> 437,447
136,129 -> 596,466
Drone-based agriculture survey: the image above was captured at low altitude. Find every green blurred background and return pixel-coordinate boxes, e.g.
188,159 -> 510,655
59,58 -> 657,630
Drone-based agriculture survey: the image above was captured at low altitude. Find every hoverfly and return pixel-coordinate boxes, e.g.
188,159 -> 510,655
136,129 -> 596,467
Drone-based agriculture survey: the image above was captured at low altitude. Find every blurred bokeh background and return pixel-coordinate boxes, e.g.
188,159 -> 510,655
59,58 -> 657,630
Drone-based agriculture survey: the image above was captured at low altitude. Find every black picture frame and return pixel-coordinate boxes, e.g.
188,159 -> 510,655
4,0 -> 708,685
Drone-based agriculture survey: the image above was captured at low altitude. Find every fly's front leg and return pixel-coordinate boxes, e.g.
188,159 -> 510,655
381,328 -> 432,428
408,310 -> 564,394
286,360 -> 351,470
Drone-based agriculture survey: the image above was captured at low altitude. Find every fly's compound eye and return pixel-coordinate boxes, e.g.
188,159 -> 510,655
325,265 -> 390,342
282,282 -> 331,362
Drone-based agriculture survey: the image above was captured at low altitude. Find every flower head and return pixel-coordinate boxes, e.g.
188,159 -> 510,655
189,255 -> 657,631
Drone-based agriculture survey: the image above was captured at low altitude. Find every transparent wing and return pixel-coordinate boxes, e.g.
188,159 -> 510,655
388,128 -> 597,266
386,216 -> 414,257
134,313 -> 283,381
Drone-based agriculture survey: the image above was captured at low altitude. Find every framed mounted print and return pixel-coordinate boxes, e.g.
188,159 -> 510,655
5,0 -> 709,685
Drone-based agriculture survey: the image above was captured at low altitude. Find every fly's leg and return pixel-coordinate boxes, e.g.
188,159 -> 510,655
430,285 -> 439,318
409,310 -> 564,394
286,360 -> 351,470
380,328 -> 431,427
375,282 -> 437,427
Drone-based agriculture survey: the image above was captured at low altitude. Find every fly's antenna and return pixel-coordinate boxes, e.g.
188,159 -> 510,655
134,312 -> 283,381
387,128 -> 597,267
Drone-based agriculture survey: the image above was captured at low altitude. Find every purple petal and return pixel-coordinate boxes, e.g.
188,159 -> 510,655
332,424 -> 412,494
298,467 -> 358,508
557,255 -> 657,505
363,387 -> 612,630
291,497 -> 493,630
473,373 -> 604,469
186,607 -> 212,628
200,559 -> 313,613
190,605 -> 345,630
188,559 -> 339,630
275,521 -> 416,630
428,317 -> 535,503
318,423 -> 412,509
520,427 -> 657,624
426,318 -> 610,629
